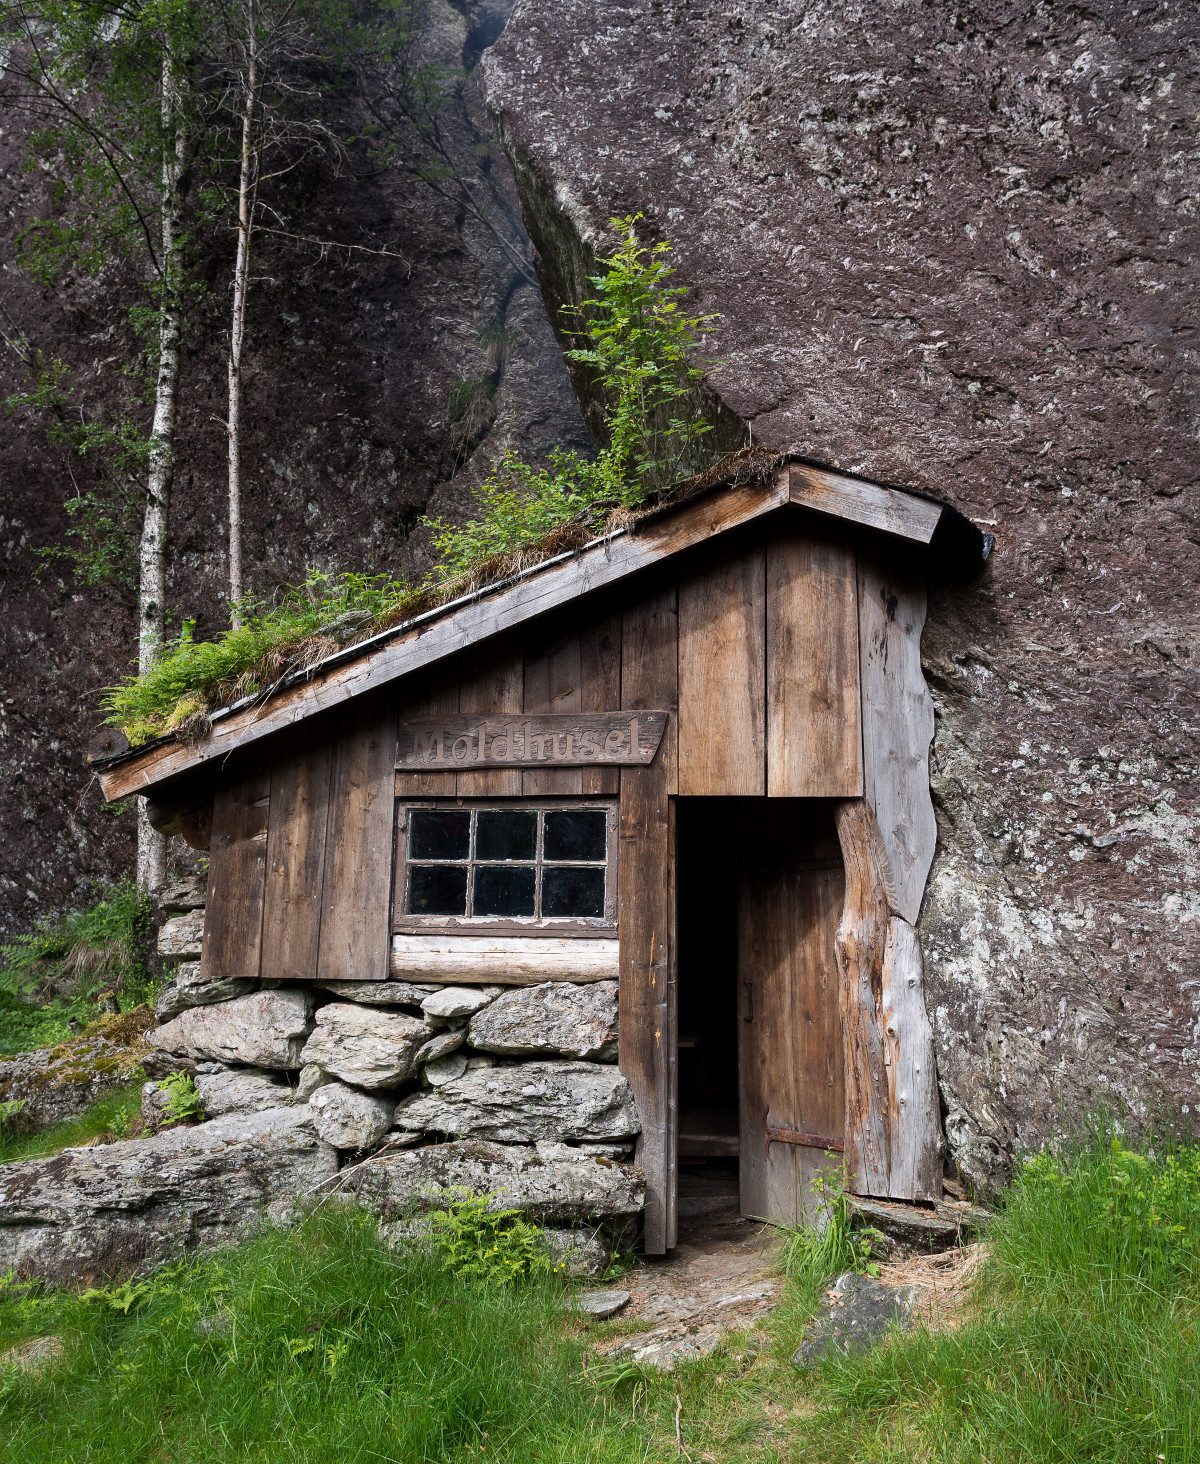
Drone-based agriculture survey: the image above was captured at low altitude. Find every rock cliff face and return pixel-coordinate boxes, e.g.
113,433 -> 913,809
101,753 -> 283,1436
483,1 -> 1200,1183
0,0 -> 589,932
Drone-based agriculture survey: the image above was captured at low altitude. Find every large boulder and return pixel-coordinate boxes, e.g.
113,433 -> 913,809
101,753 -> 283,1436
154,961 -> 256,1023
298,1002 -> 427,1089
468,981 -> 618,1060
393,1060 -> 640,1143
0,1106 -> 338,1285
147,989 -> 314,1070
342,1138 -> 645,1224
309,1082 -> 395,1150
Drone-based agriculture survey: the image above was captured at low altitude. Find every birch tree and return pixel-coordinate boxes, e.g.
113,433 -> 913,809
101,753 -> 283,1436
1,0 -> 201,891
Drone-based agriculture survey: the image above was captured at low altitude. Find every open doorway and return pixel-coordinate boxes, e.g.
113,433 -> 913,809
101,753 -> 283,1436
676,798 -> 846,1227
676,799 -> 742,1214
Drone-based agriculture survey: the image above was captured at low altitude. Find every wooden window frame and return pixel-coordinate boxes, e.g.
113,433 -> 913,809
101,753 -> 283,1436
392,796 -> 619,938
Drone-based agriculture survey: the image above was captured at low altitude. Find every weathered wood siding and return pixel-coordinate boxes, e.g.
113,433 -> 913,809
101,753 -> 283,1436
193,504 -> 943,1227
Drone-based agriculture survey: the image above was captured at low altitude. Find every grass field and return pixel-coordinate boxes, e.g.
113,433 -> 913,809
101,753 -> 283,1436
1,1123 -> 1197,1462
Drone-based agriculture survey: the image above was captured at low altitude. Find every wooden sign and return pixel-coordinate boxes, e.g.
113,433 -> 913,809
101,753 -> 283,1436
396,711 -> 669,772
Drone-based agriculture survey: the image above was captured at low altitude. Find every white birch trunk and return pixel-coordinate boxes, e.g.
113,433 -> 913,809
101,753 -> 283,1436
226,0 -> 259,629
136,48 -> 186,896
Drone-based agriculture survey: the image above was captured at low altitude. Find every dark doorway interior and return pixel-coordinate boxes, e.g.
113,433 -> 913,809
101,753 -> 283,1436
676,800 -> 741,1177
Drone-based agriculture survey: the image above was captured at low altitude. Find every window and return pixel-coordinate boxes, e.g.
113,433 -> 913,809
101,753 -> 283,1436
393,800 -> 618,933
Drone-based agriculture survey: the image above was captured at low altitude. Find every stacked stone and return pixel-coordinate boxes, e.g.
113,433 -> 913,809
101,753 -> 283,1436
142,909 -> 643,1271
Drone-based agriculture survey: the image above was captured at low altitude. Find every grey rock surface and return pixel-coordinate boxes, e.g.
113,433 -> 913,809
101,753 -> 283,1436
158,874 -> 208,913
483,0 -> 1200,1181
344,1138 -> 645,1223
195,1068 -> 294,1118
154,962 -> 256,1023
0,1107 -> 338,1284
0,1033 -> 148,1135
413,1028 -> 466,1068
157,912 -> 205,959
421,987 -> 494,1023
468,980 -> 618,1060
793,1273 -> 920,1368
545,1230 -> 612,1280
394,1060 -> 640,1143
423,1052 -> 468,1087
607,1325 -> 724,1371
309,1081 -> 396,1150
299,1002 -> 427,1089
314,981 -> 437,1007
296,1064 -> 332,1101
148,989 -> 315,1070
570,1287 -> 630,1318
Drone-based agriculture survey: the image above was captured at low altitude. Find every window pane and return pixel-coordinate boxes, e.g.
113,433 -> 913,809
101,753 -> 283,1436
473,865 -> 536,917
543,809 -> 607,862
542,865 -> 605,918
476,809 -> 537,861
408,865 -> 468,915
409,809 -> 471,860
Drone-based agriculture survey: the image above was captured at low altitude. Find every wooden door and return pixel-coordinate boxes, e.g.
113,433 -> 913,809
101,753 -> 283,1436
737,802 -> 845,1225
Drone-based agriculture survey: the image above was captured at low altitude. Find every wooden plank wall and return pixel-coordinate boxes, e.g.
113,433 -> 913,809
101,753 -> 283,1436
676,523 -> 863,799
618,576 -> 679,1255
200,753 -> 271,981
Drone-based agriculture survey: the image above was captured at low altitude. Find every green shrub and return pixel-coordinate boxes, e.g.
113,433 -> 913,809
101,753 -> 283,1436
565,212 -> 717,490
424,1190 -> 561,1285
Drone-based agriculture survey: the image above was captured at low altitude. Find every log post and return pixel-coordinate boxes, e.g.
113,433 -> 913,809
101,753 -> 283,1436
833,799 -> 893,1194
834,798 -> 942,1200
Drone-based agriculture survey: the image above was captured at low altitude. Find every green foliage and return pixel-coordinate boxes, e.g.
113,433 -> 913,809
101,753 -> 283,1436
0,882 -> 152,1056
155,1072 -> 204,1127
0,1205 -> 630,1462
101,568 -> 427,744
3,348 -> 150,589
566,214 -> 718,490
426,448 -> 630,577
807,1123 -> 1200,1463
425,1191 -> 561,1286
778,1163 -> 878,1312
99,217 -> 718,741
0,1085 -> 143,1167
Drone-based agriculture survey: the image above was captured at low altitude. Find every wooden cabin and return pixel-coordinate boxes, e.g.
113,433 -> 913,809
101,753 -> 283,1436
94,458 -> 989,1254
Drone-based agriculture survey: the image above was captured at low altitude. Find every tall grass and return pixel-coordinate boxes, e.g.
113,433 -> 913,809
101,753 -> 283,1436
812,1123 -> 1200,1462
0,1206 -> 633,1464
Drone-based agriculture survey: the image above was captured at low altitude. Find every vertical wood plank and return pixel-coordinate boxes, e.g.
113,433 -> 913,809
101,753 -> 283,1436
833,800 -> 894,1196
881,917 -> 942,1199
523,631 -> 583,795
400,667 -> 458,796
200,755 -> 271,981
857,546 -> 936,923
619,576 -> 679,1254
677,536 -> 766,796
261,726 -> 334,982
766,528 -> 862,797
579,608 -> 622,796
457,638 -> 523,797
317,698 -> 398,983
737,803 -> 844,1226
